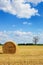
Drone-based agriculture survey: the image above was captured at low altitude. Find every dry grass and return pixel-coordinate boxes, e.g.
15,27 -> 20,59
0,45 -> 43,65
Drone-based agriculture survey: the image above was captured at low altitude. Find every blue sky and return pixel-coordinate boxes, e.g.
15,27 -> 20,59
0,0 -> 43,44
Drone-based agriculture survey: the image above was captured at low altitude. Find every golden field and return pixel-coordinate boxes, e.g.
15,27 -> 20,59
0,45 -> 43,65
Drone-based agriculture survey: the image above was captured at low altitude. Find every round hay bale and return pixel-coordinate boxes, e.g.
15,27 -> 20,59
2,41 -> 16,54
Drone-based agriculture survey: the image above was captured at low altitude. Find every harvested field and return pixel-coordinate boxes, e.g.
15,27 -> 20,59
0,45 -> 43,65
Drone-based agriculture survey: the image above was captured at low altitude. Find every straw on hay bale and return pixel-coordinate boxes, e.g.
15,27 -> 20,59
2,41 -> 16,54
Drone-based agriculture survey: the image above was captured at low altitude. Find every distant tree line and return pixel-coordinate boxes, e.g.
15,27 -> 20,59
18,43 -> 33,45
18,43 -> 43,46
0,43 -> 3,45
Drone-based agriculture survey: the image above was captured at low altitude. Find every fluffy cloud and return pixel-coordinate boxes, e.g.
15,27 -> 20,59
0,30 -> 43,44
0,0 -> 39,18
23,21 -> 32,25
26,0 -> 43,4
0,30 -> 33,44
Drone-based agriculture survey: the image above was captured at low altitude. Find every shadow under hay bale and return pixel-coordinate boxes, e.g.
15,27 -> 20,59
2,41 -> 16,54
0,52 -> 3,54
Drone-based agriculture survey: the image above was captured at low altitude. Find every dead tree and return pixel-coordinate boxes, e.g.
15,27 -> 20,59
33,36 -> 39,45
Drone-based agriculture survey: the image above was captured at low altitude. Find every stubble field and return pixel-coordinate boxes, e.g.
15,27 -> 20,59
0,45 -> 43,65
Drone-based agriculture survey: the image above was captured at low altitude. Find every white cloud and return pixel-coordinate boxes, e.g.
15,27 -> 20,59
0,0 -> 39,18
0,30 -> 43,44
26,0 -> 43,5
0,30 -> 33,43
23,21 -> 32,25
